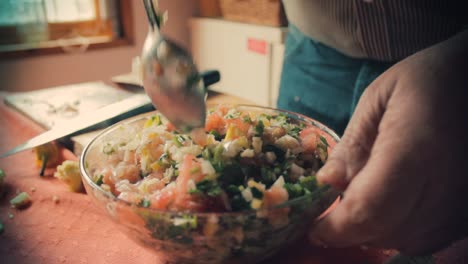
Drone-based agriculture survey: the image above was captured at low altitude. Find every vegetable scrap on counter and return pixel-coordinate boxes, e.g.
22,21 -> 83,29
54,160 -> 83,193
10,192 -> 32,209
33,142 -> 60,176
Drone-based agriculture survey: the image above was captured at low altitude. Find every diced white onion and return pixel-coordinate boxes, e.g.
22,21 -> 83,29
240,149 -> 255,158
272,176 -> 285,188
265,151 -> 277,164
275,135 -> 300,151
252,137 -> 262,154
241,188 -> 253,202
201,160 -> 216,176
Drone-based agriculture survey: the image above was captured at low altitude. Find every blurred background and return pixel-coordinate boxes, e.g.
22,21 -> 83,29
0,0 -> 198,92
0,0 -> 287,107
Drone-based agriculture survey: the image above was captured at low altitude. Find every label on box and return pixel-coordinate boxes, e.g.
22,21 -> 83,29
247,38 -> 268,55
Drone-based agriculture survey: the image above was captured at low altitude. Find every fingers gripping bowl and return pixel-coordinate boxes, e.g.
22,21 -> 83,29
80,105 -> 340,264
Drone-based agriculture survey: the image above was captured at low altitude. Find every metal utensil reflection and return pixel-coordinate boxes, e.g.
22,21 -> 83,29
141,0 -> 219,133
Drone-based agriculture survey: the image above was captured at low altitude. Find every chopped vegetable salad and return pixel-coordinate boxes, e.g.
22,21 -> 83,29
92,105 -> 329,213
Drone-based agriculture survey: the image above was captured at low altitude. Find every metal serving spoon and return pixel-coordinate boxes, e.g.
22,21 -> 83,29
141,0 -> 220,133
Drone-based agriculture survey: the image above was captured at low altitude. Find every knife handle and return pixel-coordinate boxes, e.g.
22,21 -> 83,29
201,70 -> 220,87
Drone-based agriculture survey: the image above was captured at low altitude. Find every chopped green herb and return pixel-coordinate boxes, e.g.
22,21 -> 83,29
230,194 -> 250,211
159,152 -> 169,161
226,184 -> 241,194
211,144 -> 225,172
189,188 -> 201,195
95,175 -> 104,186
259,113 -> 272,120
192,179 -> 222,197
173,135 -> 186,147
102,143 -> 116,155
284,183 -> 304,199
300,175 -> 318,192
319,136 -> 329,147
218,164 -> 244,187
140,170 -> 148,178
209,130 -> 223,141
225,110 -> 240,119
139,198 -> 151,208
288,126 -> 302,138
273,113 -> 288,125
174,215 -> 198,229
0,222 -> 4,234
151,115 -> 162,126
178,135 -> 186,143
250,187 -> 263,199
202,148 -> 212,160
260,167 -> 276,187
316,137 -> 329,163
255,120 -> 264,136
242,115 -> 252,123
273,166 -> 282,175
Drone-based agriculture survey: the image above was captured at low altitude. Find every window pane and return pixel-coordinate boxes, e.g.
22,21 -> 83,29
45,0 -> 96,23
0,0 -> 47,25
0,0 -> 129,55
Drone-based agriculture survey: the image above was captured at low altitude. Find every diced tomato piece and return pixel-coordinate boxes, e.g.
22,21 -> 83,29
225,118 -> 250,134
263,185 -> 289,208
190,128 -> 207,147
102,167 -> 118,195
176,154 -> 205,195
205,112 -> 226,133
166,122 -> 176,132
150,186 -> 175,210
300,127 -> 319,153
263,186 -> 290,227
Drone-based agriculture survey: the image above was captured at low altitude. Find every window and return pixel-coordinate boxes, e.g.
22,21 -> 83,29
0,0 -> 133,58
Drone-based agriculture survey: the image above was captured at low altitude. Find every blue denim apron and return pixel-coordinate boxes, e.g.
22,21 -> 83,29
278,24 -> 394,135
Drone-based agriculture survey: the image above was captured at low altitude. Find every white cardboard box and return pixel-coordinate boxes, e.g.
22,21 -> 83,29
190,18 -> 288,107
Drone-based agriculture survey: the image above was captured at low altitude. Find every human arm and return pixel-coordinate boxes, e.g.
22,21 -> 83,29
309,29 -> 468,255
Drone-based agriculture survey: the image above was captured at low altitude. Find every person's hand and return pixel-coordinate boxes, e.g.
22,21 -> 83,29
310,30 -> 468,255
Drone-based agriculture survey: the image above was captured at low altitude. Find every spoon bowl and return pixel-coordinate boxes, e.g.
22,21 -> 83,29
141,0 -> 218,132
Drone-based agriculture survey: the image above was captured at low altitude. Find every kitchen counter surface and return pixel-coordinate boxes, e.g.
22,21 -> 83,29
2,89 -> 454,264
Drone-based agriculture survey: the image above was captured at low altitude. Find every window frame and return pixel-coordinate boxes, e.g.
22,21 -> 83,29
0,0 -> 134,60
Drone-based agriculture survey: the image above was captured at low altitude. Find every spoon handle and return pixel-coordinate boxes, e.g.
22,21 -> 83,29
143,0 -> 160,30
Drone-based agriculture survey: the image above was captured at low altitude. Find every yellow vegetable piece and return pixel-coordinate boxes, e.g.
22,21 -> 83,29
236,136 -> 249,149
150,161 -> 162,171
247,180 -> 266,192
144,115 -> 162,128
34,142 -> 60,176
54,160 -> 83,192
251,198 -> 263,210
225,125 -> 243,141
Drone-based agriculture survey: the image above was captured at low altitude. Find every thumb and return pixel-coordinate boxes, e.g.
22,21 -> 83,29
317,84 -> 388,190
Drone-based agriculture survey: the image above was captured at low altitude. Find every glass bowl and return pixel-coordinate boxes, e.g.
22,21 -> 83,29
80,105 -> 340,264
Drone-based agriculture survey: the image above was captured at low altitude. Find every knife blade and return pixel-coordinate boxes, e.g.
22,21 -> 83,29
0,93 -> 152,158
